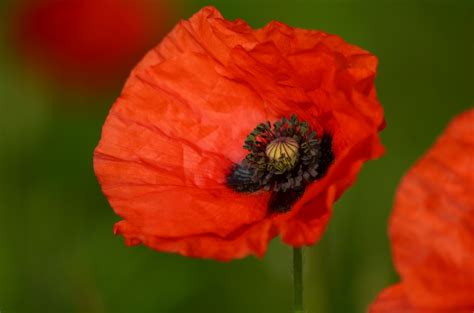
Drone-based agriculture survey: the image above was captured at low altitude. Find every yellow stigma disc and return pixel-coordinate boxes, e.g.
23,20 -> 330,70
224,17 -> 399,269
265,137 -> 299,172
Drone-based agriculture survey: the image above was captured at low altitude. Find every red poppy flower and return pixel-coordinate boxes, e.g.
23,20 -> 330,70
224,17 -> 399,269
369,109 -> 474,312
12,0 -> 171,87
94,6 -> 385,261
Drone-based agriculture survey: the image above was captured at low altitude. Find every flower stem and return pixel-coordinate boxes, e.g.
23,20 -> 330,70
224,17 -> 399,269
293,247 -> 304,313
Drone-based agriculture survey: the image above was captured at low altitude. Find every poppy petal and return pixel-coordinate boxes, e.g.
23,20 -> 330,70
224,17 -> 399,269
391,109 -> 474,309
369,284 -> 418,313
114,218 -> 277,261
95,52 -> 274,239
370,109 -> 474,311
369,284 -> 472,313
218,22 -> 384,246
128,6 -> 257,76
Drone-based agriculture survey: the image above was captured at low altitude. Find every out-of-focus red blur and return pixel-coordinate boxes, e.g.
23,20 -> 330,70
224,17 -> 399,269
12,0 -> 173,89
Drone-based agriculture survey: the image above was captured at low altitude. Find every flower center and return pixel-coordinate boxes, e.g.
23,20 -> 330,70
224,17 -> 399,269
265,137 -> 299,173
227,114 -> 334,213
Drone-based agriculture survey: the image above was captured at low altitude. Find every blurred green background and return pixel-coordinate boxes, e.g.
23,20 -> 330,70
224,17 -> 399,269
0,0 -> 472,312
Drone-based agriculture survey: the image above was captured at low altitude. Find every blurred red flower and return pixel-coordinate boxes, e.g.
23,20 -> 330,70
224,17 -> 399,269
13,0 -> 171,88
370,109 -> 474,312
94,6 -> 385,261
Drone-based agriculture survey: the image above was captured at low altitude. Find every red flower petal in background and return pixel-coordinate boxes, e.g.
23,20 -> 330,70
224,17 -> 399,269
94,6 -> 385,261
12,0 -> 172,88
370,109 -> 474,312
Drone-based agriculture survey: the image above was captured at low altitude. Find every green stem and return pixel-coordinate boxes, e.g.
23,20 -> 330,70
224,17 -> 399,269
293,247 -> 304,313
